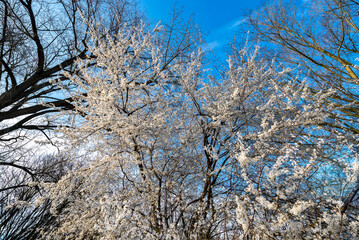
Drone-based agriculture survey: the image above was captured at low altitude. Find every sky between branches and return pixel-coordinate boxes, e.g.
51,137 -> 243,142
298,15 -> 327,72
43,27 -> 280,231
139,0 -> 263,55
139,0 -> 311,61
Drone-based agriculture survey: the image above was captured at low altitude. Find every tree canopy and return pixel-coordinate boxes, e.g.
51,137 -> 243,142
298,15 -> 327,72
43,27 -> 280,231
1,0 -> 359,239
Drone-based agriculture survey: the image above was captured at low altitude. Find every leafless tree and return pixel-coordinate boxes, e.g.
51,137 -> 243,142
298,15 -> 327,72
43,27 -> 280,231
0,0 -> 141,238
245,0 -> 359,132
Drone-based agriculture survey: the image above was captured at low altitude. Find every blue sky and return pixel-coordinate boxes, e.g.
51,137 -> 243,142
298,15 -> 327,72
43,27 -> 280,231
139,0 -> 264,55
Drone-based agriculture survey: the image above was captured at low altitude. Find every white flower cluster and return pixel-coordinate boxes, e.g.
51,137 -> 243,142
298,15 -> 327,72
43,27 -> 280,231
39,16 -> 359,240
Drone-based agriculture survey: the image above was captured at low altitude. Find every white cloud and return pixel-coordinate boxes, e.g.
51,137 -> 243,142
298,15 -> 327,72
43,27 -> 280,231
230,18 -> 247,29
203,40 -> 222,51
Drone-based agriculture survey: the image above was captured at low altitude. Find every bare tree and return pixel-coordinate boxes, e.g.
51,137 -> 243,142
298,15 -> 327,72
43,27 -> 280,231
0,154 -> 69,240
0,0 -> 141,238
245,0 -> 359,133
0,0 -> 140,136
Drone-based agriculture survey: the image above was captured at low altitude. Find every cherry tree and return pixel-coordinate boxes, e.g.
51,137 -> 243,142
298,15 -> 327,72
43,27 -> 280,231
39,16 -> 359,240
225,47 -> 359,239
